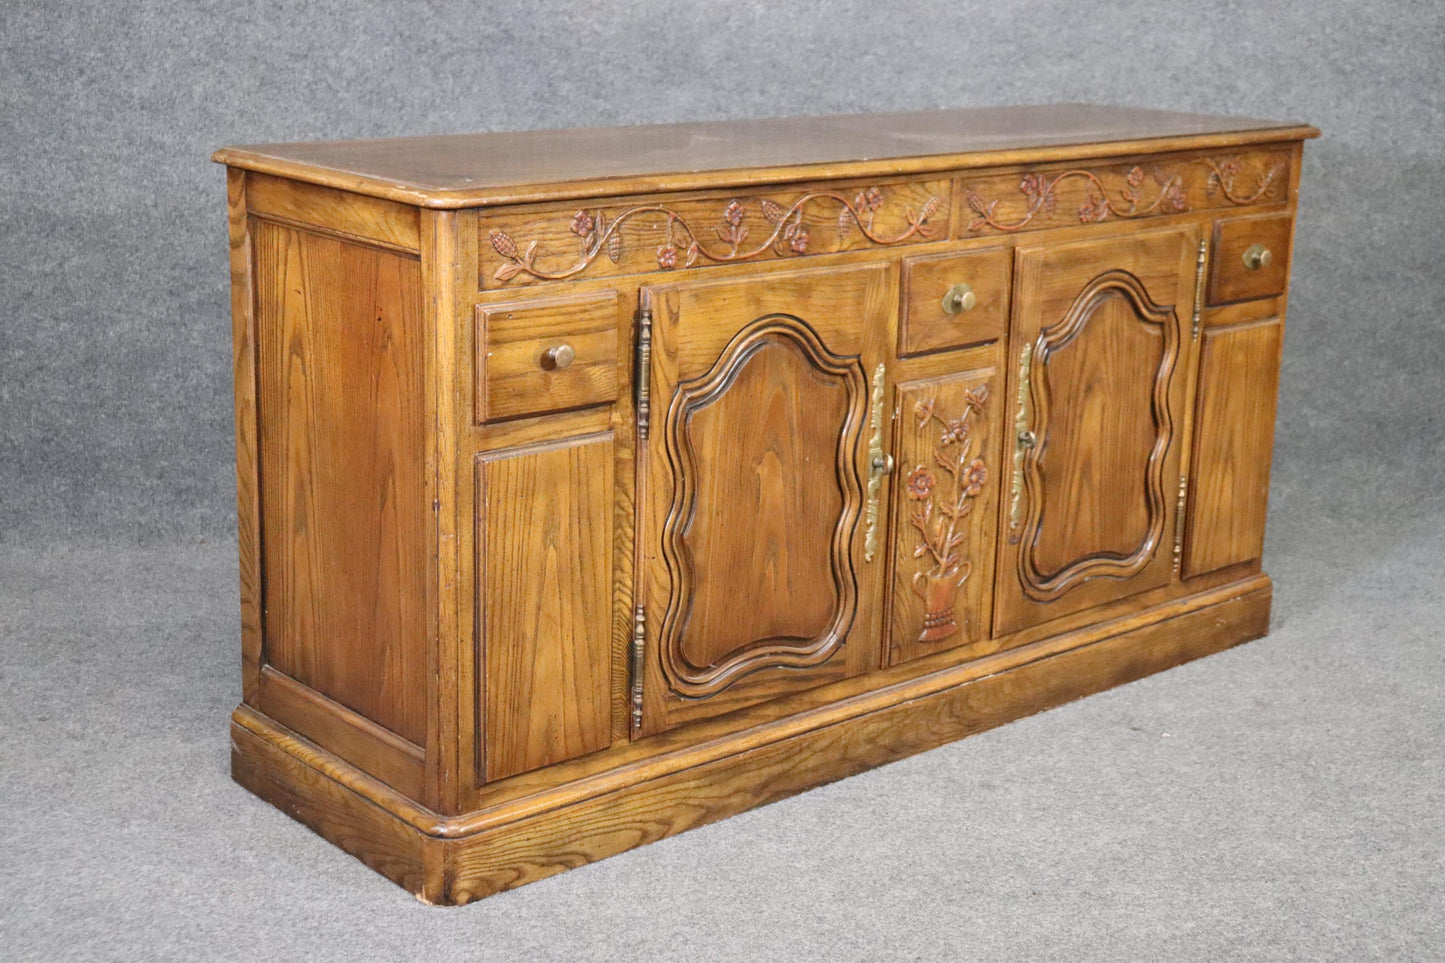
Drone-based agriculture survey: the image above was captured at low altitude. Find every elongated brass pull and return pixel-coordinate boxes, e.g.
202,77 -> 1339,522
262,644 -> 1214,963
1009,343 -> 1034,531
864,363 -> 888,563
1242,243 -> 1272,271
941,283 -> 977,314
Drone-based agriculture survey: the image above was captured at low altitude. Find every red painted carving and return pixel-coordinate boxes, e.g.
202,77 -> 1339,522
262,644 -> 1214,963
963,155 -> 1287,233
906,384 -> 990,643
489,186 -> 943,282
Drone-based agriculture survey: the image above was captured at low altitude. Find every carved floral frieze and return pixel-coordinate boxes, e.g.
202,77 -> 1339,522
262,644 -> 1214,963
960,152 -> 1290,235
481,181 -> 949,285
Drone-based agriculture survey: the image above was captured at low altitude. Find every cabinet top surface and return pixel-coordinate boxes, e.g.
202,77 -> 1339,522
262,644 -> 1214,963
215,103 -> 1317,209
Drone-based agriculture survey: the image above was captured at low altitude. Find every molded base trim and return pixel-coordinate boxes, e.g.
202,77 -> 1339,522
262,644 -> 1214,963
231,576 -> 1271,904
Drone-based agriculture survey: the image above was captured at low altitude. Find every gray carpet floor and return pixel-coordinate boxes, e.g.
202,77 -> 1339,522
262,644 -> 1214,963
2,464 -> 1441,961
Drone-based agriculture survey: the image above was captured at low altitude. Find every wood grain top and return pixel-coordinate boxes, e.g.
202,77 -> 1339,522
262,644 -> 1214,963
214,103 -> 1318,209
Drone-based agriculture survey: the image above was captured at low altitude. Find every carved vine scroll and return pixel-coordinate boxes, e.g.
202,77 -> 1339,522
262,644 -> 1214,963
962,154 -> 1288,234
488,185 -> 944,283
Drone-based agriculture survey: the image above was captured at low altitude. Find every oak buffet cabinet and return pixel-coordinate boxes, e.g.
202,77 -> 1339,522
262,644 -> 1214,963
215,104 -> 1318,903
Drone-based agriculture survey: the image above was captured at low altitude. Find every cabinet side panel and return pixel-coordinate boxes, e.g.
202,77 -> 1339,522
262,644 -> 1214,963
1184,318 -> 1283,577
227,170 -> 263,704
478,434 -> 614,783
253,220 -> 429,747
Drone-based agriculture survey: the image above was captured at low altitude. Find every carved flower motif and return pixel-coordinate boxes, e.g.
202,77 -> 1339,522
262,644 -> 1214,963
1127,166 -> 1145,188
790,230 -> 809,254
723,200 -> 745,226
966,384 -> 990,410
963,459 -> 988,496
856,186 -> 885,212
1163,183 -> 1188,212
569,210 -> 595,237
940,417 -> 973,447
1078,193 -> 1110,224
905,467 -> 936,501
656,244 -> 678,269
914,398 -> 936,426
1019,173 -> 1044,198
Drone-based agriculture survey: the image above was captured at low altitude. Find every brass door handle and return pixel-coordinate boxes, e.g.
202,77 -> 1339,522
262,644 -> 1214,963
864,364 -> 887,563
941,283 -> 977,314
1242,244 -> 1273,271
1009,343 -> 1035,531
543,343 -> 576,369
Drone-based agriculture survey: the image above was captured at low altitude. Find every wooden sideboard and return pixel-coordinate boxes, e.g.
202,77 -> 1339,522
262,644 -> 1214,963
215,104 -> 1318,904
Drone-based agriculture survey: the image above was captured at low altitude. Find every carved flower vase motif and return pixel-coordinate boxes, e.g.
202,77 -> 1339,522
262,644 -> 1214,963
906,386 -> 990,644
912,561 -> 972,642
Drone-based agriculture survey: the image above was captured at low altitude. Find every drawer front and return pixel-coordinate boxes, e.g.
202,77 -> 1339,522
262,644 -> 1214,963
475,292 -> 620,423
899,247 -> 1011,356
1208,213 -> 1293,305
480,177 -> 951,289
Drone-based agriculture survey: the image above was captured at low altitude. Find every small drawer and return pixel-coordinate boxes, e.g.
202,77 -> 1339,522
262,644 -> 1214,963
899,247 -> 1011,356
475,292 -> 619,423
1208,213 -> 1293,306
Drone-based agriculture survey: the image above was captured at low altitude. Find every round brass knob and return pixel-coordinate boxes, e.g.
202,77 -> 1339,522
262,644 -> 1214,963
1242,244 -> 1273,271
543,343 -> 576,370
941,283 -> 978,315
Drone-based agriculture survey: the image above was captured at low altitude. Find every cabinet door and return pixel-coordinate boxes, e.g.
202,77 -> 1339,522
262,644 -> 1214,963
995,228 -> 1198,635
887,364 -> 1004,665
637,265 -> 891,734
1183,317 -> 1283,577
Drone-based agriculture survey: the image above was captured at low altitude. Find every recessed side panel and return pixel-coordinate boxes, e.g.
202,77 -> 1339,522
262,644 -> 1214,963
253,220 -> 430,750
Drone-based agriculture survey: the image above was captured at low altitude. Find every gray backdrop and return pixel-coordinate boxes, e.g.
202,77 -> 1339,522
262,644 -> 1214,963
2,0 -> 1441,542
2,1 -> 1442,959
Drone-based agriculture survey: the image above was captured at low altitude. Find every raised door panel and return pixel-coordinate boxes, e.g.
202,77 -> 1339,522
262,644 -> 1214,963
477,433 -> 614,782
639,265 -> 891,734
887,366 -> 1004,665
1183,318 -> 1283,577
995,228 -> 1198,636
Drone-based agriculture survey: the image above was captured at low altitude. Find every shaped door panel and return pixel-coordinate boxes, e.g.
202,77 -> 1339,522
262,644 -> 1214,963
995,229 -> 1198,635
638,265 -> 891,734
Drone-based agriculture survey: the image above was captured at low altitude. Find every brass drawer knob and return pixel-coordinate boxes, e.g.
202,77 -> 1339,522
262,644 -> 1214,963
1242,244 -> 1273,271
543,343 -> 576,370
941,283 -> 977,315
